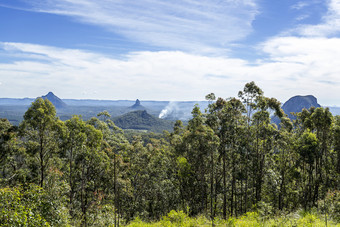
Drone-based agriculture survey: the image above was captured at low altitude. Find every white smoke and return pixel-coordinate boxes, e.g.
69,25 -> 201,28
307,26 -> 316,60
159,101 -> 178,119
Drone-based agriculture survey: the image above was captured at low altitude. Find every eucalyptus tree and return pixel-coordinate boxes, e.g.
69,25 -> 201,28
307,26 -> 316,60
206,97 -> 247,217
237,82 -> 263,211
78,123 -> 107,226
205,97 -> 227,218
310,107 -> 333,203
251,96 -> 284,204
205,93 -> 217,221
297,130 -> 319,209
274,117 -> 297,210
63,115 -> 87,219
20,98 -> 61,188
89,111 -> 131,226
238,82 -> 286,209
295,107 -> 334,207
223,98 -> 247,216
173,105 -> 219,216
334,116 -> 340,175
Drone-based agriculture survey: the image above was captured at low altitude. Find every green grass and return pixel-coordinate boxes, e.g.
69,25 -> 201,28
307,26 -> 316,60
124,210 -> 340,227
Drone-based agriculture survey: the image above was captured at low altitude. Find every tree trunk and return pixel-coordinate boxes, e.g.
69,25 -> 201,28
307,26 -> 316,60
210,148 -> 214,222
223,150 -> 227,219
40,136 -> 44,188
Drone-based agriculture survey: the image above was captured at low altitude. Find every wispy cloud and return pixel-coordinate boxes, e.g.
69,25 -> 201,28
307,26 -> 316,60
1,1 -> 340,106
0,42 -> 250,100
291,1 -> 310,10
295,14 -> 310,21
12,0 -> 258,53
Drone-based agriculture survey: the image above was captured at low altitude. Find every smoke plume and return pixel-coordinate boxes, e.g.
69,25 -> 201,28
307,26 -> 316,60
159,102 -> 178,119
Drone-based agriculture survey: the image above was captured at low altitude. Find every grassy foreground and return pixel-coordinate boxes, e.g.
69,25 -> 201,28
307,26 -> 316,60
125,210 -> 340,227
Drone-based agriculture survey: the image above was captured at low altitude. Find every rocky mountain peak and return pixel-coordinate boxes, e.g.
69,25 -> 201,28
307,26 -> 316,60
41,92 -> 67,109
130,99 -> 145,110
282,95 -> 321,117
273,95 -> 321,125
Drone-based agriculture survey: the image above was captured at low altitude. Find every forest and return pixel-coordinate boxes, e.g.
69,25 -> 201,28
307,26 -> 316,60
0,82 -> 339,226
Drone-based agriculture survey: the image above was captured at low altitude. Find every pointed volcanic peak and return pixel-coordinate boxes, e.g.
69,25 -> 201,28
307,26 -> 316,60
41,92 -> 67,109
129,99 -> 145,110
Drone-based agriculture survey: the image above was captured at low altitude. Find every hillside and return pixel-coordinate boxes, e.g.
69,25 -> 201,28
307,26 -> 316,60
113,110 -> 174,133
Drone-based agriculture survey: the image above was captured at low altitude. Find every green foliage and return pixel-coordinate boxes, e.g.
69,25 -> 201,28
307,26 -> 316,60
0,186 -> 48,226
0,185 -> 70,226
298,130 -> 319,164
0,118 -> 28,186
20,98 -> 60,188
319,190 -> 340,222
127,210 -> 340,226
1,82 -> 340,226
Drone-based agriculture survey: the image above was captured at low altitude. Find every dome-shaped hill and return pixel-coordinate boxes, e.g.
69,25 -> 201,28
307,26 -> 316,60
113,110 -> 173,133
273,95 -> 321,125
282,95 -> 321,120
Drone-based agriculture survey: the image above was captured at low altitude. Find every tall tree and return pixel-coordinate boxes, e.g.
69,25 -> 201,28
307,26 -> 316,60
63,115 -> 87,219
20,98 -> 60,188
90,112 -> 130,226
179,105 -> 219,216
205,93 -> 216,221
238,82 -> 263,212
334,116 -> 340,175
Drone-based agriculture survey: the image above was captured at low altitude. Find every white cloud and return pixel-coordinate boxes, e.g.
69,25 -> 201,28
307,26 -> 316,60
0,42 -> 250,100
1,41 -> 340,106
2,1 -> 340,105
258,36 -> 340,105
21,0 -> 259,53
294,0 -> 340,37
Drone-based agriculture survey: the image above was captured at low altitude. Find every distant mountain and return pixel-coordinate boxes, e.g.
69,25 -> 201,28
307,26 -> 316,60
128,99 -> 146,110
282,95 -> 321,119
41,92 -> 67,109
62,99 -> 136,106
328,106 -> 340,116
0,98 -> 34,106
273,95 -> 321,125
113,110 -> 173,133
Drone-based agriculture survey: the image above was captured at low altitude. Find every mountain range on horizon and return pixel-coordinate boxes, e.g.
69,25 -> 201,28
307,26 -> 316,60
0,92 -> 339,108
0,92 -> 340,129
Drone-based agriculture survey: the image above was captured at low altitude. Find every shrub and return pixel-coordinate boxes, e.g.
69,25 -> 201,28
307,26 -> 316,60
319,190 -> 340,223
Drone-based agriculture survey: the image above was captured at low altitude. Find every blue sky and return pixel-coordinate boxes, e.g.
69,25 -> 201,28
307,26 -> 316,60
0,0 -> 339,105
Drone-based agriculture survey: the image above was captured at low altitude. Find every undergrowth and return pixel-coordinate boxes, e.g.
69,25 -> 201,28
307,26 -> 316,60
125,210 -> 340,227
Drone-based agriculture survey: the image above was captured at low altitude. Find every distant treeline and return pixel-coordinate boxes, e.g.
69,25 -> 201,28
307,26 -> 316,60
0,82 -> 339,226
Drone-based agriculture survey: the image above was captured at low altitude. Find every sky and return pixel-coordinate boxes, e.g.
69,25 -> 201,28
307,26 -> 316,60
0,0 -> 339,105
